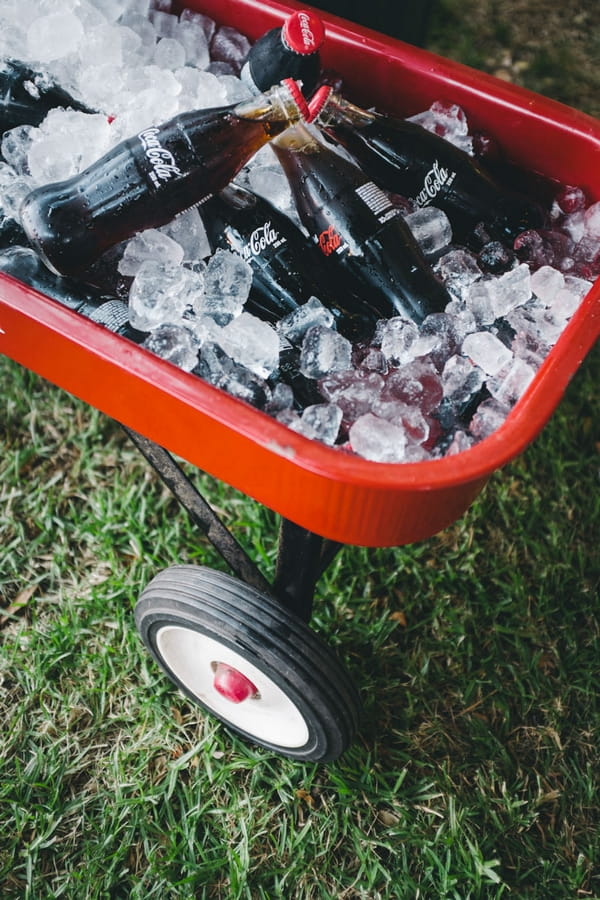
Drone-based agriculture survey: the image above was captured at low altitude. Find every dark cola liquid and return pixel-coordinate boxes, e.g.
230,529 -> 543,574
201,186 -> 373,335
272,131 -> 452,324
20,107 -> 290,278
324,113 -> 546,247
0,59 -> 93,134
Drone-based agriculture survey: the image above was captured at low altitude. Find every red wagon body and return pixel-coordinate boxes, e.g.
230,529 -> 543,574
1,0 -> 599,548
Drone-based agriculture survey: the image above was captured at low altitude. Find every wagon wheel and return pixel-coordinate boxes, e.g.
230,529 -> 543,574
134,565 -> 360,761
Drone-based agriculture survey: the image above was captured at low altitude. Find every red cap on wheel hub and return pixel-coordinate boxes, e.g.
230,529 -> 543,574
213,662 -> 258,703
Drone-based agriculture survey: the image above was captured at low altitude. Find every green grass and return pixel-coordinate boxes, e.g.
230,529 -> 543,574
428,0 -> 600,119
1,341 -> 598,898
2,4 -> 600,897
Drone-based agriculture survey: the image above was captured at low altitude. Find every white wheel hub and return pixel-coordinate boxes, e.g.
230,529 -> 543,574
156,625 -> 310,748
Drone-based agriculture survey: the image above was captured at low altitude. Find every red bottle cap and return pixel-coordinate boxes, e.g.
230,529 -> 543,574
283,10 -> 325,56
307,84 -> 333,122
283,78 -> 311,120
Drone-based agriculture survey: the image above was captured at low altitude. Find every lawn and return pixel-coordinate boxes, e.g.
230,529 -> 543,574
1,347 -> 598,899
1,2 -> 599,898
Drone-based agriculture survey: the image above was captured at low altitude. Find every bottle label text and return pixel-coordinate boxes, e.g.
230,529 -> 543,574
414,160 -> 457,207
138,127 -> 183,189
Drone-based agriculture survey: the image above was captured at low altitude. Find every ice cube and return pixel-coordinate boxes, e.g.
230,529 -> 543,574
113,65 -> 181,133
174,68 -> 226,112
469,397 -> 511,440
218,75 -> 253,105
462,331 -> 513,376
382,357 -> 443,414
179,8 -> 216,44
27,111 -> 113,183
118,229 -> 185,277
444,299 -> 478,340
85,24 -> 125,68
128,259 -> 191,331
356,345 -> 388,374
562,210 -> 586,244
487,357 -> 536,407
531,264 -> 565,305
0,23 -> 25,61
467,265 -> 531,324
547,287 -> 583,322
2,173 -> 35,220
349,413 -> 407,463
445,430 -> 474,456
210,25 -> 251,74
174,18 -> 210,69
372,397 -> 430,445
299,325 -> 353,379
94,0 -> 135,23
417,312 -> 460,369
161,207 -> 212,264
196,341 -> 272,409
379,316 -> 420,365
404,206 -> 453,255
278,296 -> 335,345
76,63 -> 126,118
149,9 -> 179,39
441,354 -> 485,407
564,274 -> 593,301
288,403 -> 343,446
491,263 -> 532,318
1,125 -> 36,175
465,278 -> 496,326
247,164 -> 293,213
434,248 -> 482,301
318,369 -> 384,428
153,37 -> 186,70
505,302 -> 562,348
200,249 -> 253,324
511,330 -> 545,370
143,323 -> 199,372
214,311 -> 279,378
27,12 -> 84,62
583,200 -> 600,237
265,381 -> 294,415
407,101 -> 473,153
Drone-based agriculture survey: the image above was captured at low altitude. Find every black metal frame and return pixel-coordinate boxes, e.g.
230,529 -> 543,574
123,427 -> 342,622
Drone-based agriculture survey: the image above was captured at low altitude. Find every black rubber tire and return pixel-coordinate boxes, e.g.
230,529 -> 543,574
135,565 -> 360,762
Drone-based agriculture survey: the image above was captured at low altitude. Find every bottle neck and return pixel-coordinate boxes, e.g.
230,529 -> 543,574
233,80 -> 307,125
272,121 -> 321,154
313,91 -> 376,130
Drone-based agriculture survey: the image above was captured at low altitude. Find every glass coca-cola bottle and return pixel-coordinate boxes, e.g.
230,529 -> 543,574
0,59 -> 93,134
240,11 -> 325,96
20,81 -> 308,279
0,244 -> 143,340
271,122 -> 452,324
309,87 -> 546,247
200,183 -> 374,333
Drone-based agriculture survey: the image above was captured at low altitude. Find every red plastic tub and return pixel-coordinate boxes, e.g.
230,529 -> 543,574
1,0 -> 599,547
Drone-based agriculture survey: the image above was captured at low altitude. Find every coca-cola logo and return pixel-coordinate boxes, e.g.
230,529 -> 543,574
298,12 -> 316,50
284,11 -> 324,54
138,126 -> 183,189
318,225 -> 341,256
241,221 -> 280,259
414,160 -> 456,208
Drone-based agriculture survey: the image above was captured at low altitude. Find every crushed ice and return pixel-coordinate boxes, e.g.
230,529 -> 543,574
0,0 -> 597,463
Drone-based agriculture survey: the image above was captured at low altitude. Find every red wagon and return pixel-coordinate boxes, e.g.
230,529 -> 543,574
1,0 -> 599,760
